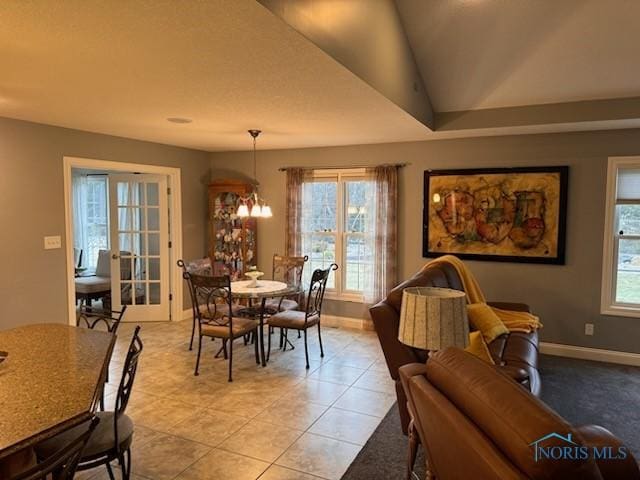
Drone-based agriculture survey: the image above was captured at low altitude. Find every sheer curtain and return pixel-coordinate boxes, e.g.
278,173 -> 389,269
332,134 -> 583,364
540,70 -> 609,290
364,165 -> 398,304
72,173 -> 109,269
72,173 -> 89,265
285,168 -> 307,257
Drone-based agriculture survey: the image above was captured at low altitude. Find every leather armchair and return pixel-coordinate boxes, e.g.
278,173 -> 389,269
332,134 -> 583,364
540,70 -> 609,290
399,348 -> 639,480
370,261 -> 541,434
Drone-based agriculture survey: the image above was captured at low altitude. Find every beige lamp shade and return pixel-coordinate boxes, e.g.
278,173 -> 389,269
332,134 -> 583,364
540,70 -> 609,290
398,287 -> 469,351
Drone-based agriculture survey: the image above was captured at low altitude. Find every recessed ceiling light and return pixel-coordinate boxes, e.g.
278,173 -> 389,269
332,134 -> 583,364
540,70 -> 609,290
167,117 -> 192,124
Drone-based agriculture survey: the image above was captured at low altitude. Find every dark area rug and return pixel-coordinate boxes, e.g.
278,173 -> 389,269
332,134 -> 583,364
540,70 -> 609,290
341,354 -> 640,479
538,354 -> 640,459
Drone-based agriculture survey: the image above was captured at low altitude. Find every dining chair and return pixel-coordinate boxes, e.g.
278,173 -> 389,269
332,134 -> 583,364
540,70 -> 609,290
264,254 -> 309,313
77,304 -> 127,410
267,264 -> 338,369
11,417 -> 100,480
77,305 -> 127,334
186,272 -> 260,381
179,258 -> 248,351
36,326 -> 143,480
178,258 -> 212,350
73,247 -> 83,269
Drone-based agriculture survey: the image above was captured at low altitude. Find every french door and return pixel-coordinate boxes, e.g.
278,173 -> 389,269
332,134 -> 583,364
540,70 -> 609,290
108,174 -> 170,322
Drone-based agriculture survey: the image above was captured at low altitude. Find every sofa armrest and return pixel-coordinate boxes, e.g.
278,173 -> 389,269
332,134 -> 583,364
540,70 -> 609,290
494,365 -> 529,384
487,301 -> 531,313
398,363 -> 429,436
399,363 -> 428,383
575,425 -> 640,480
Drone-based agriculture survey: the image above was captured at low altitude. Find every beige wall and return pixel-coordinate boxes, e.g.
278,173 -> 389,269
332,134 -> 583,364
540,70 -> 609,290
0,117 -> 211,330
210,129 -> 640,354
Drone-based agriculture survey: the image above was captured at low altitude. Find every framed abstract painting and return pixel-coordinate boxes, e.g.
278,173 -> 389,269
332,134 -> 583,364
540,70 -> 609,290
423,166 -> 569,264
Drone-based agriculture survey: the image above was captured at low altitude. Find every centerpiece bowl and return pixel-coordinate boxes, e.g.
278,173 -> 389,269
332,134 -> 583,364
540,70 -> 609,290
245,270 -> 264,288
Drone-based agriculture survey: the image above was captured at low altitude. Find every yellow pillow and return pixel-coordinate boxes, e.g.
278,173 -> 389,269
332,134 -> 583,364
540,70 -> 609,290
465,331 -> 495,364
467,303 -> 509,343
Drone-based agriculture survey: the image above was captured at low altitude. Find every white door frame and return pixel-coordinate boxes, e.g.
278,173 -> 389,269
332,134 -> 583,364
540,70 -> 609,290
63,156 -> 183,326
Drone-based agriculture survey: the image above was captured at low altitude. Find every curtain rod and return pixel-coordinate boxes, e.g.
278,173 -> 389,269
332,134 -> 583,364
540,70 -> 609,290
277,162 -> 409,172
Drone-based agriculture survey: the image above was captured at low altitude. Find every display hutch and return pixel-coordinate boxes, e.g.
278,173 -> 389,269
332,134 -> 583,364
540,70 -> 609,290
208,179 -> 258,280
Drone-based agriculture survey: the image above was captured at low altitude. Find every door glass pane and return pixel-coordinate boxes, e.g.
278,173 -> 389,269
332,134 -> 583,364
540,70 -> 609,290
133,283 -> 147,305
117,181 -> 144,206
117,182 -> 129,207
148,233 -> 160,255
137,183 -> 146,206
345,234 -> 372,292
118,208 -> 130,231
134,258 -> 147,281
118,208 -> 144,231
148,257 -> 160,281
149,283 -> 161,304
147,183 -> 159,206
616,238 -> 640,304
147,207 -> 160,231
118,233 -> 131,252
121,283 -> 133,305
120,256 -> 133,281
131,233 -> 146,256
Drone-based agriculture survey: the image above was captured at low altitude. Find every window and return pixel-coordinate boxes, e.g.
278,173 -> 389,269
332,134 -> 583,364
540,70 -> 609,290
73,175 -> 109,269
602,157 -> 640,316
301,169 -> 374,301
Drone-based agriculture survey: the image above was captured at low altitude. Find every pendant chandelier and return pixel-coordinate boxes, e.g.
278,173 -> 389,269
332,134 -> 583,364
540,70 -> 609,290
236,129 -> 272,218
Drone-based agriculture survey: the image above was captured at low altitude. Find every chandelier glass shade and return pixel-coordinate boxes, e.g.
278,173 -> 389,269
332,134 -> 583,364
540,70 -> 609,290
236,129 -> 272,219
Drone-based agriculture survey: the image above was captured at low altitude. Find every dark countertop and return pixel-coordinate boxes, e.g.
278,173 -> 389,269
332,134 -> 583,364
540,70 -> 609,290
0,323 -> 115,459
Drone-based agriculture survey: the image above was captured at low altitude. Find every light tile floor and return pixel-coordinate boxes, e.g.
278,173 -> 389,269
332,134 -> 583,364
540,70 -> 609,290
78,319 -> 395,480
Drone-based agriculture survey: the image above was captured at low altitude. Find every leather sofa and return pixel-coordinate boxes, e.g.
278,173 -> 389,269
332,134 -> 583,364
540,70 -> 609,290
369,261 -> 541,434
399,348 -> 639,480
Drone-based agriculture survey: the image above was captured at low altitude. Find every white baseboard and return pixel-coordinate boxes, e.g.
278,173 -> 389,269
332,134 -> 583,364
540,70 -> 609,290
540,342 -> 640,367
322,314 -> 374,331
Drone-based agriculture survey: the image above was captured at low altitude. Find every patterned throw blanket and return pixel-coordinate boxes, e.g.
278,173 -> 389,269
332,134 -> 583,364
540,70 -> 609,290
422,255 -> 543,333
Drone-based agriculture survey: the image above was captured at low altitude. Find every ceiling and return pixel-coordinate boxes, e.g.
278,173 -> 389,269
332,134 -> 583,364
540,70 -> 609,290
0,0 -> 429,151
2,0 -> 640,151
397,0 -> 640,112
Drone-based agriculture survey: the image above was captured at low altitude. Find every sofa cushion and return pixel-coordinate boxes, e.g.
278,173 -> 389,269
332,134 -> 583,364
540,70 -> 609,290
386,262 -> 464,313
75,276 -> 110,294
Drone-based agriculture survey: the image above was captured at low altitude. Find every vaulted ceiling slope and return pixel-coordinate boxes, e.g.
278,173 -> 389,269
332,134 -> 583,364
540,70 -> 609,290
0,0 -> 429,151
2,0 -> 640,151
397,0 -> 640,135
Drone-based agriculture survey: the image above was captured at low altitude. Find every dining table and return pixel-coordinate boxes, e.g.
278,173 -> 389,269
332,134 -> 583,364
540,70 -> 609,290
230,279 -> 301,367
0,323 -> 115,476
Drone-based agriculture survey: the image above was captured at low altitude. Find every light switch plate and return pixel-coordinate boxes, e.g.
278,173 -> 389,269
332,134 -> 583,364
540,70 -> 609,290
44,235 -> 62,250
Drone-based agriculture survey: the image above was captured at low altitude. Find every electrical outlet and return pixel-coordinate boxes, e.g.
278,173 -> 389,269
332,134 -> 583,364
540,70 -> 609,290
585,323 -> 595,336
44,235 -> 62,250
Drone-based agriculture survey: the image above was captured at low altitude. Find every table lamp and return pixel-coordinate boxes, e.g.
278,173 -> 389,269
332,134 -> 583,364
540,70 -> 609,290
398,287 -> 469,351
